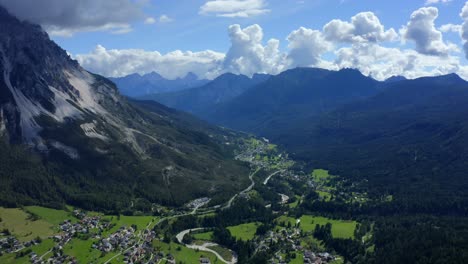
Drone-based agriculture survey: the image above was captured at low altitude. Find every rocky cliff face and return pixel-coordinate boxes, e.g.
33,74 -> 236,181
0,6 -> 119,144
0,6 -> 250,209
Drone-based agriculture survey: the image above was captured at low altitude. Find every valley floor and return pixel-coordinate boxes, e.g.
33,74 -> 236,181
0,137 -> 370,264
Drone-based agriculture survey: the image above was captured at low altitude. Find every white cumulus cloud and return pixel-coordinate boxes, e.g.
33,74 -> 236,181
199,0 -> 270,18
460,2 -> 468,59
223,24 -> 285,76
401,7 -> 457,56
75,4 -> 468,82
287,27 -> 332,67
335,43 -> 461,81
323,12 -> 398,43
76,45 -> 225,80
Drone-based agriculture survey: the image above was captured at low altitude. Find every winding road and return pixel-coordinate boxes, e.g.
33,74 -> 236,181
176,228 -> 237,264
263,170 -> 285,185
224,168 -> 261,209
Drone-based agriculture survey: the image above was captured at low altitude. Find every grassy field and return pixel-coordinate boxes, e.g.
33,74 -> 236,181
25,206 -> 77,225
63,238 -> 103,263
312,169 -> 332,181
227,222 -> 260,241
0,207 -> 56,241
289,252 -> 304,264
207,245 -> 233,261
153,240 -> 221,263
300,215 -> 357,239
193,231 -> 213,241
275,215 -> 297,229
317,190 -> 332,201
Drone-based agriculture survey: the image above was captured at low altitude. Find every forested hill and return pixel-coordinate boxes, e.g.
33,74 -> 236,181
205,67 -> 380,136
283,73 -> 468,215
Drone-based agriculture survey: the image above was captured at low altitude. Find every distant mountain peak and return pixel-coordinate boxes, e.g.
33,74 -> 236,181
109,71 -> 209,97
183,72 -> 198,80
385,75 -> 407,83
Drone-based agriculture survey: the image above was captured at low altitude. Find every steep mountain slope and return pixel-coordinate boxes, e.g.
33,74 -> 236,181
281,74 -> 468,213
206,68 -> 379,138
109,72 -> 209,98
148,72 -> 270,116
0,6 -> 250,210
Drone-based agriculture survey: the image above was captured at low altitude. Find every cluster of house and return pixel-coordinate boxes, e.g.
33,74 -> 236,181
186,197 -> 211,209
96,226 -> 136,252
55,213 -> 108,249
261,225 -> 337,264
122,229 -> 157,263
0,236 -> 40,254
303,251 -> 335,264
235,140 -> 269,163
30,249 -> 76,264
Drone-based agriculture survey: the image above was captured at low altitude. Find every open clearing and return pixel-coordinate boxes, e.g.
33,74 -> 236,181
312,169 -> 332,181
227,222 -> 260,241
275,215 -> 357,239
193,231 -> 214,241
300,215 -> 357,239
25,206 -> 77,225
0,207 -> 55,241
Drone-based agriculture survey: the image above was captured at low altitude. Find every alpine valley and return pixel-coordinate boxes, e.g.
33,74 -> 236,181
2,3 -> 468,264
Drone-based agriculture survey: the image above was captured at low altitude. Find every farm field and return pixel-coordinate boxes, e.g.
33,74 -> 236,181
300,215 -> 357,239
0,207 -> 55,241
24,206 -> 78,225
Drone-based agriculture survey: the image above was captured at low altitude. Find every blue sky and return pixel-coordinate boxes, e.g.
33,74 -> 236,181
2,0 -> 468,80
52,0 -> 465,54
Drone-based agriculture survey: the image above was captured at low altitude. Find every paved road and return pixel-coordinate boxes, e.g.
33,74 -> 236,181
263,170 -> 285,185
224,168 -> 260,209
176,228 -> 237,264
175,228 -> 205,244
187,242 -> 237,264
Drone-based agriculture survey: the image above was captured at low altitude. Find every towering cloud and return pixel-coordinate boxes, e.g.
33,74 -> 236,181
461,2 -> 468,59
287,27 -> 331,67
401,7 -> 456,56
223,24 -> 284,76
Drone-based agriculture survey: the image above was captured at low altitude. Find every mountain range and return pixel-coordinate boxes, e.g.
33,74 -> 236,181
0,6 -> 250,211
148,72 -> 271,116
144,63 -> 468,215
109,72 -> 209,98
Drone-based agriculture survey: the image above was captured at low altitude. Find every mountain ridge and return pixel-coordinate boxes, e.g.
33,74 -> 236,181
109,71 -> 209,97
147,72 -> 271,116
0,5 -> 250,210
